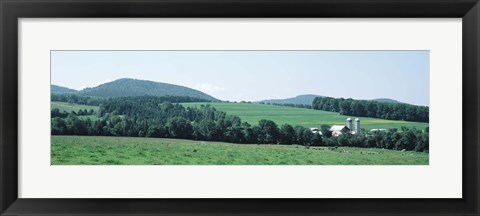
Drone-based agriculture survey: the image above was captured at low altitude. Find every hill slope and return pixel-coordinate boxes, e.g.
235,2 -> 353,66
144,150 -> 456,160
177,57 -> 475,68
53,78 -> 219,101
51,85 -> 78,94
258,94 -> 323,105
182,102 -> 428,130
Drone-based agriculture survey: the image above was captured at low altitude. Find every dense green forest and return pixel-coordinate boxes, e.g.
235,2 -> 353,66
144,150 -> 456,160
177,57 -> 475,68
312,97 -> 429,122
51,94 -> 105,106
51,96 -> 429,152
51,93 -> 209,106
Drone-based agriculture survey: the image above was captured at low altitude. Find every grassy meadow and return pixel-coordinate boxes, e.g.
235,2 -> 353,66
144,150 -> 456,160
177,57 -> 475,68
182,102 -> 428,130
51,136 -> 429,165
51,102 -> 99,113
51,102 -> 100,120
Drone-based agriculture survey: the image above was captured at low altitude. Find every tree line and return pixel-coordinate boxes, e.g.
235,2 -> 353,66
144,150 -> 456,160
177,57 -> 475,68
312,97 -> 429,122
258,102 -> 313,109
51,93 -> 210,106
51,96 -> 429,152
51,108 -> 95,118
321,127 -> 428,152
51,94 -> 105,106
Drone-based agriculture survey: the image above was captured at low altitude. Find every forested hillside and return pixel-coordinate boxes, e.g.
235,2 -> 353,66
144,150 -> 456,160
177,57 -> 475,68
52,78 -> 219,101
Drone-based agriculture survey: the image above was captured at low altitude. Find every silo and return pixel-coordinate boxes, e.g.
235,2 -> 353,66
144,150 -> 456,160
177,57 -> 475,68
346,118 -> 352,130
354,118 -> 360,134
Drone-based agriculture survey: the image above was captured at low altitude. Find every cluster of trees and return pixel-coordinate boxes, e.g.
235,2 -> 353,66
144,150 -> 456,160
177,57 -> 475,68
322,127 -> 429,152
51,108 -> 95,118
312,97 -> 429,122
51,96 -> 429,152
51,93 -> 210,106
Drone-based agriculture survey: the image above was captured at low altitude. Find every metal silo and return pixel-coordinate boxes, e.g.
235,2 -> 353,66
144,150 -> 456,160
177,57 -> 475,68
354,118 -> 360,134
346,118 -> 352,130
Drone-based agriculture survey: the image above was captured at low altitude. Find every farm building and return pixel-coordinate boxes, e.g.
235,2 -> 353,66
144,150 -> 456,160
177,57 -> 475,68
329,125 -> 350,137
329,118 -> 361,136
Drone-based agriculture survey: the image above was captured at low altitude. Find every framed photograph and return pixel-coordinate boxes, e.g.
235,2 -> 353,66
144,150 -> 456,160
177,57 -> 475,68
1,0 -> 479,215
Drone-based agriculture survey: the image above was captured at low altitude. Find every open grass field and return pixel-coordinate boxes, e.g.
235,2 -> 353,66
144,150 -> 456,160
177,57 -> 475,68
51,102 -> 100,113
51,102 -> 100,120
52,136 -> 429,165
51,101 -> 428,130
182,102 -> 428,131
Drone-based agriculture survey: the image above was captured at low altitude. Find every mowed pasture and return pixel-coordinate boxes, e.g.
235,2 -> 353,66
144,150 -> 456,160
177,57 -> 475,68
51,102 -> 100,113
182,102 -> 429,130
51,102 -> 100,120
51,136 -> 429,165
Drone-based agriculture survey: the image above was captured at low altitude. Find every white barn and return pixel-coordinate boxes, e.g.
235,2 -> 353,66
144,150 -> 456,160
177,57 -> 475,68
329,125 -> 350,137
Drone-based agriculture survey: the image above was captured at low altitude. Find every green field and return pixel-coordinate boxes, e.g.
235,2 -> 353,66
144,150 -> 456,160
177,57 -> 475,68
51,102 -> 100,113
51,136 -> 428,165
51,102 -> 100,120
182,102 -> 428,130
51,101 -> 428,130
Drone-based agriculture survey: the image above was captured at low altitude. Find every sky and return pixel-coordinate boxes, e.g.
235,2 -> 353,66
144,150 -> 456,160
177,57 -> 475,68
51,50 -> 429,106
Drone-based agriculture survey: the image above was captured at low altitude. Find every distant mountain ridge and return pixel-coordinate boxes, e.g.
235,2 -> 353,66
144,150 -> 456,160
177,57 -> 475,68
51,85 -> 78,94
257,94 -> 323,105
371,98 -> 402,103
52,78 -> 219,101
52,79 -> 403,105
258,95 -> 403,106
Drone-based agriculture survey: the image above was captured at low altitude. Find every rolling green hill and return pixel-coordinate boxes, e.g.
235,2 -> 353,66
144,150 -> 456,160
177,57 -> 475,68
52,78 -> 219,101
182,102 -> 428,130
51,136 -> 429,165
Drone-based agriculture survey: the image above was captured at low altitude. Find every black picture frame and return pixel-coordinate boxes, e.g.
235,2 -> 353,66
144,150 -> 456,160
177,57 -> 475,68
1,0 -> 479,215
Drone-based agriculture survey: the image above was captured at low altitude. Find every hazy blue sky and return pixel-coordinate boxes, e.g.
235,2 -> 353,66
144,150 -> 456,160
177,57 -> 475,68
51,50 -> 429,106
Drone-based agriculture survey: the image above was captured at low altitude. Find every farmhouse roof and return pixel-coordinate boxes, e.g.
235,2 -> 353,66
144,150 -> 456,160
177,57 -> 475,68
330,125 -> 348,131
